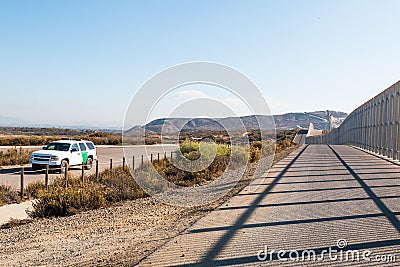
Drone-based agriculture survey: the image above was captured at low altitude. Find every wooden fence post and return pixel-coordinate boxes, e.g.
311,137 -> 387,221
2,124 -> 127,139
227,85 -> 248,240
151,154 -> 153,163
122,157 -> 126,170
20,167 -> 24,197
81,162 -> 85,183
157,153 -> 160,161
141,155 -> 144,166
64,165 -> 68,189
132,156 -> 135,170
45,165 -> 49,190
110,159 -> 113,170
95,160 -> 99,182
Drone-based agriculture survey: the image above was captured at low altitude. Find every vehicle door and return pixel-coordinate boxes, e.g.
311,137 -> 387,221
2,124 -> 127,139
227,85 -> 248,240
79,142 -> 89,164
70,143 -> 82,165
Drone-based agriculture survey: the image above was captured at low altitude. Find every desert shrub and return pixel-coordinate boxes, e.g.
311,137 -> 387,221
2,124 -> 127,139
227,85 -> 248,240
27,135 -> 294,219
249,140 -> 277,163
0,147 -> 33,166
89,132 -> 108,138
0,133 -> 122,147
179,139 -> 233,159
29,186 -> 109,218
29,167 -> 147,218
25,181 -> 47,199
145,142 -> 249,187
276,139 -> 293,153
179,139 -> 200,155
88,167 -> 147,202
0,136 -> 59,146
0,184 -> 19,206
249,146 -> 261,163
51,174 -> 82,188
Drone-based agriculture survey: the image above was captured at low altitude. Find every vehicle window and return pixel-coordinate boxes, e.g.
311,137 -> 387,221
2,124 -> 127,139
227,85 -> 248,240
79,143 -> 87,151
71,143 -> 79,152
86,142 -> 95,150
45,143 -> 70,152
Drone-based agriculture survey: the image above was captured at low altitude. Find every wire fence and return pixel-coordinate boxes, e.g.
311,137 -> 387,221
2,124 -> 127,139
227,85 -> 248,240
18,151 -> 176,197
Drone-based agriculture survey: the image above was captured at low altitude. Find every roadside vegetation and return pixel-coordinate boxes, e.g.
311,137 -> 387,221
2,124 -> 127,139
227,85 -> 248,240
0,127 -> 98,136
0,131 -> 122,146
138,140 -> 250,188
1,130 -> 298,219
0,147 -> 34,166
27,167 -> 146,218
0,185 -> 19,206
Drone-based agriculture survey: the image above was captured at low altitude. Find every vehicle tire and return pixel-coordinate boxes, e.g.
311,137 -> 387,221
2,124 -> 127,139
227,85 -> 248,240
85,158 -> 93,170
60,160 -> 69,174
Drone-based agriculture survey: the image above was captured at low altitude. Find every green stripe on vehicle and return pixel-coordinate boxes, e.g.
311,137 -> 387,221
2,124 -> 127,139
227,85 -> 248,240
82,151 -> 88,163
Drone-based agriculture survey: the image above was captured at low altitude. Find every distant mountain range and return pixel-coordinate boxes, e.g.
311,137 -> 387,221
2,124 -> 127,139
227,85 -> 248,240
125,111 -> 347,136
0,116 -> 121,131
0,111 -> 347,133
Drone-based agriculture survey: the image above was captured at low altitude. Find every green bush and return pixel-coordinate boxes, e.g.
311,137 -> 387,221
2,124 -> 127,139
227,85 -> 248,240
179,139 -> 200,155
143,141 -> 249,187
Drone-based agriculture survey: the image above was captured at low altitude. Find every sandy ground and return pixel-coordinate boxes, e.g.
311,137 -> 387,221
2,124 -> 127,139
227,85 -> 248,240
0,146 -> 299,266
0,201 -> 34,225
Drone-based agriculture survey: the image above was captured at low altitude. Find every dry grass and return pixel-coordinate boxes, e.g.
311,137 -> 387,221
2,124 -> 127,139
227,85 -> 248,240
0,184 -> 20,206
0,134 -> 122,146
0,147 -> 34,166
0,218 -> 32,229
14,137 -> 297,219
28,167 -> 147,218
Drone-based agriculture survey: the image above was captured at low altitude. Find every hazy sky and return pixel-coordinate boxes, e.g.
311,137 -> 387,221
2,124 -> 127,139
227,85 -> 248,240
1,0 -> 400,127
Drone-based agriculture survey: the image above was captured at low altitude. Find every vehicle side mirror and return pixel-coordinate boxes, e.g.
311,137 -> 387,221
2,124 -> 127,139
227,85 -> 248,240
43,146 -> 47,150
71,148 -> 78,153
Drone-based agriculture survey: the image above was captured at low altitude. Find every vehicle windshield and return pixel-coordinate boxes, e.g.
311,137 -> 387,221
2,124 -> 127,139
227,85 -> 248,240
44,142 -> 70,152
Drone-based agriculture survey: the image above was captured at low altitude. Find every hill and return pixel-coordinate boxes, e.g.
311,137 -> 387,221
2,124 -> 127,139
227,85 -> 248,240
125,111 -> 347,135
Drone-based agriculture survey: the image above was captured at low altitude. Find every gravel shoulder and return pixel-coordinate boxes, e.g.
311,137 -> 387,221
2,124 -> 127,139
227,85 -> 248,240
1,198 -> 204,266
0,146 -> 299,267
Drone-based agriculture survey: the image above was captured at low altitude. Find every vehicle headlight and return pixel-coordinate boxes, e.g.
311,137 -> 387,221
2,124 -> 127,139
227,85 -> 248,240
50,156 -> 59,161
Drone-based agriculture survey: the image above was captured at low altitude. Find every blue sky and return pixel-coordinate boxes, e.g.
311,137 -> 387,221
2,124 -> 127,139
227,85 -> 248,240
1,0 -> 400,127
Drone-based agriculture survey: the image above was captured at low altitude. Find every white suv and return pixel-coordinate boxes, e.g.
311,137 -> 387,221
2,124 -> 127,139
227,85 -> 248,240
30,140 -> 97,172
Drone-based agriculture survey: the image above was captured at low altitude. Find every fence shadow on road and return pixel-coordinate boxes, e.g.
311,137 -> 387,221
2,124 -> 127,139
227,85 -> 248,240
0,167 -> 32,175
167,144 -> 400,267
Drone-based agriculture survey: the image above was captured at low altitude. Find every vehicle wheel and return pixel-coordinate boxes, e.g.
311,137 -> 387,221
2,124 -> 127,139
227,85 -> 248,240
60,160 -> 69,174
85,158 -> 93,170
